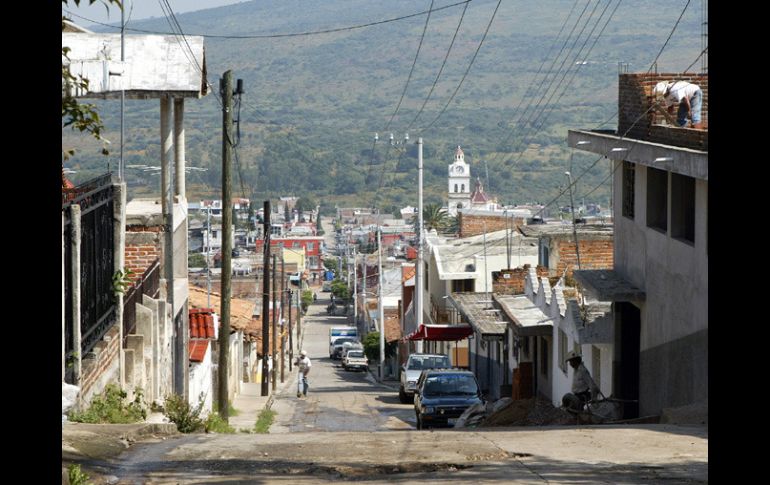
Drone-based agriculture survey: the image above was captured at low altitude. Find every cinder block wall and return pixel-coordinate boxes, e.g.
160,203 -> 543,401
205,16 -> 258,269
618,73 -> 708,151
555,238 -> 614,278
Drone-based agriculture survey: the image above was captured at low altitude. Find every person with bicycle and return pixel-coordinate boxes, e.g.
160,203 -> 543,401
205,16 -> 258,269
562,351 -> 600,412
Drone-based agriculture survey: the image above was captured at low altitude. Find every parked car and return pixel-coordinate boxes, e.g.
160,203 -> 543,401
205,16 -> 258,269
342,349 -> 368,372
413,369 -> 482,429
399,353 -> 451,403
330,337 -> 360,359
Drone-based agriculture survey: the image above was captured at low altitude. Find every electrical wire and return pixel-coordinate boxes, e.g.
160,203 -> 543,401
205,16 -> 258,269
406,0 -> 470,131
62,1 -> 472,39
417,0 -> 502,133
647,0 -> 691,74
384,0 -> 435,133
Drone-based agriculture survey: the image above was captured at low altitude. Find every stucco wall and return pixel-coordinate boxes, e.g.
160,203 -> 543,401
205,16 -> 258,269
188,343 -> 213,415
613,161 -> 708,415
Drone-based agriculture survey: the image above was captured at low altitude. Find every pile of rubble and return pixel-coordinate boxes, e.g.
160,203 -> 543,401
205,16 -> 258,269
456,397 -> 575,428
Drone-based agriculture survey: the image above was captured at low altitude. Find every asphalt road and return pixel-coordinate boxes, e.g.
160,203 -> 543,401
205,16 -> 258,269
271,293 -> 415,432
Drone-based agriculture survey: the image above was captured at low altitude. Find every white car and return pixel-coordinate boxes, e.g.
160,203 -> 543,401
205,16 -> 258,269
342,349 -> 368,372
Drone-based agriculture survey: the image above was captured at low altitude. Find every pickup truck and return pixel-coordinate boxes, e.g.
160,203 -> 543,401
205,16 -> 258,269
342,349 -> 368,372
399,353 -> 451,403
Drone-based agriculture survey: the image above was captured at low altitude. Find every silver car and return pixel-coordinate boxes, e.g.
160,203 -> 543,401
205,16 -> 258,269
399,353 -> 450,403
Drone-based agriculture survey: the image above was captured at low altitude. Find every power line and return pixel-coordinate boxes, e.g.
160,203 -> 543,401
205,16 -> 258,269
62,1 -> 472,39
384,0 -> 435,132
417,0 -> 503,133
647,0 -> 692,73
406,0 -> 470,131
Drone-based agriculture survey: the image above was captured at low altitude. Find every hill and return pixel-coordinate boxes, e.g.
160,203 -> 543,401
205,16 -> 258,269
62,0 -> 704,212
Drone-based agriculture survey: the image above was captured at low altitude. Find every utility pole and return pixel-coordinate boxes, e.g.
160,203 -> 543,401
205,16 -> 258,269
260,201 -> 271,396
362,255 -> 367,333
206,206 -> 212,307
565,172 -> 582,270
217,70 -> 234,419
504,209 -> 511,270
378,226 -> 385,380
353,248 -> 357,325
416,137 -> 424,353
272,253 -> 277,392
288,289 -> 293,372
280,256 -> 286,383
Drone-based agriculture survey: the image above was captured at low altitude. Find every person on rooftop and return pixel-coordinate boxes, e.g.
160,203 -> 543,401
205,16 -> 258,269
653,80 -> 703,129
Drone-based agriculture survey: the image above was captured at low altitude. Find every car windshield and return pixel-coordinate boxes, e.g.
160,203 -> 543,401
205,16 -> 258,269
408,356 -> 449,370
347,351 -> 364,358
333,338 -> 356,346
421,375 -> 478,397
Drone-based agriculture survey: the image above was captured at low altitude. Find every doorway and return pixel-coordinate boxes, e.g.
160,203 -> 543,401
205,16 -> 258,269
614,302 -> 640,419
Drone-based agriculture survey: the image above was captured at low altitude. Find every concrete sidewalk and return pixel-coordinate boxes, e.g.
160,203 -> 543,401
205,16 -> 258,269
231,371 -> 297,431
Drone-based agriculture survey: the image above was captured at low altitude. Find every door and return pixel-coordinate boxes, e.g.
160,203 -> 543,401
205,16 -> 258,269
614,302 -> 640,419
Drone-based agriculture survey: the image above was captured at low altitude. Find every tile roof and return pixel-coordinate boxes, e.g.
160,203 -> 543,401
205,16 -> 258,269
188,339 -> 209,363
189,308 -> 216,339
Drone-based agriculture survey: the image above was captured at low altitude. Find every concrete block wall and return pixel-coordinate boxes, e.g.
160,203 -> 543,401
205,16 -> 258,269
493,264 -> 549,295
555,238 -> 614,278
79,324 -> 121,403
618,73 -> 708,151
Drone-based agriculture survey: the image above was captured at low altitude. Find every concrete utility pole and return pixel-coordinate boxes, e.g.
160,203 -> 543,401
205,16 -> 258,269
565,171 -> 582,270
416,137 -> 424,353
288,289 -> 293,372
261,201 -> 271,396
207,206 -> 211,307
272,253 -> 277,392
218,70 -> 234,419
353,248 -> 357,325
378,226 -> 385,380
362,256 -> 367,332
281,256 -> 285,384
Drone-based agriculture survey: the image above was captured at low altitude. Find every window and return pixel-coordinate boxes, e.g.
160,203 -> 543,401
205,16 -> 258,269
454,184 -> 458,193
671,173 -> 695,244
646,167 -> 668,232
424,262 -> 429,290
307,242 -> 314,251
558,330 -> 568,374
622,161 -> 635,219
452,279 -> 474,292
461,184 -> 465,192
540,338 -> 548,376
539,241 -> 550,269
292,242 -> 300,248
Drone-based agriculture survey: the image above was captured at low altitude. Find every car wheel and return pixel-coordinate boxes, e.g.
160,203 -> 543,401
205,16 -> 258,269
398,386 -> 409,404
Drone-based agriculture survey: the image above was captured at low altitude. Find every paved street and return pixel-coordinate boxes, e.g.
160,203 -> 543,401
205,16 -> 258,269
271,292 -> 414,433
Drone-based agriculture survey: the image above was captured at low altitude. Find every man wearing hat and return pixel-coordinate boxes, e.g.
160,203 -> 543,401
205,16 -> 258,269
562,350 -> 601,412
653,80 -> 703,129
294,350 -> 312,398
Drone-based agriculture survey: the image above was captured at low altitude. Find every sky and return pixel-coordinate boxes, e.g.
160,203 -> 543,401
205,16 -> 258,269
63,0 -> 248,27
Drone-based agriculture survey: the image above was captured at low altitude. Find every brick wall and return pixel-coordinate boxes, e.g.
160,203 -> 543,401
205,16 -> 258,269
125,226 -> 162,283
459,213 -> 523,238
493,264 -> 549,295
555,239 -> 614,278
618,73 -> 708,151
80,324 -> 121,402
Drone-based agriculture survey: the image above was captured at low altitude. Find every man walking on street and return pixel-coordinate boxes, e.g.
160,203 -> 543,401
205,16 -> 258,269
562,351 -> 600,412
294,350 -> 311,398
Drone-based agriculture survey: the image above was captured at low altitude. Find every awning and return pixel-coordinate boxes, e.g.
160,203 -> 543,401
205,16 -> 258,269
405,324 -> 473,342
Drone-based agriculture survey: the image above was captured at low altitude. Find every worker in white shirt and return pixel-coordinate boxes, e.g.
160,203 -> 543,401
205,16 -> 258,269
653,80 -> 703,129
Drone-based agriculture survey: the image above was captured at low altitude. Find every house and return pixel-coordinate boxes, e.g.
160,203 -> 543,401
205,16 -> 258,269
256,237 -> 324,281
62,26 -> 207,406
568,72 -> 708,419
517,223 -> 614,279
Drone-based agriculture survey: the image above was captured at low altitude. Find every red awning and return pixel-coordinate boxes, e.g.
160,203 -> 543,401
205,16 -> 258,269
405,324 -> 474,342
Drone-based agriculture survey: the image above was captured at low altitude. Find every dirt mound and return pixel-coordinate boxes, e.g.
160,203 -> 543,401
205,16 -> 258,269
481,397 -> 575,427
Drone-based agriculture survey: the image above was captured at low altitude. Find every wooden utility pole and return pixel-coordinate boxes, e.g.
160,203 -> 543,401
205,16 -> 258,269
218,70 -> 233,419
260,201 -> 271,396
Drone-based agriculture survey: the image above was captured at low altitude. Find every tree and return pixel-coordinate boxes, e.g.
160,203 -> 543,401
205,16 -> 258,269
295,196 -> 317,213
417,203 -> 450,234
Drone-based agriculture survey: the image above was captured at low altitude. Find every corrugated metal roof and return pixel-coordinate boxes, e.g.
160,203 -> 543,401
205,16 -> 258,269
62,33 -> 207,98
